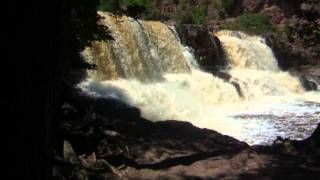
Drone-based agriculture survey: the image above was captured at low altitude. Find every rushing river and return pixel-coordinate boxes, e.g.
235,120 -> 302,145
80,12 -> 320,145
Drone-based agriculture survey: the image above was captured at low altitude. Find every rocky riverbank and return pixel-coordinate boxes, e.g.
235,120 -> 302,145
53,87 -> 320,179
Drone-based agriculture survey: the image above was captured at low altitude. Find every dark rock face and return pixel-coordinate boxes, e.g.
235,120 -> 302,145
177,24 -> 226,73
265,34 -> 319,91
265,34 -> 310,70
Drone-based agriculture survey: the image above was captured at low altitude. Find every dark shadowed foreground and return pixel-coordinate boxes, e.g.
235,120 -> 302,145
53,88 -> 320,180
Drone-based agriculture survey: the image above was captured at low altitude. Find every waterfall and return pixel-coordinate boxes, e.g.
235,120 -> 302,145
216,30 -> 305,101
216,31 -> 279,71
80,13 -> 320,145
83,12 -> 191,82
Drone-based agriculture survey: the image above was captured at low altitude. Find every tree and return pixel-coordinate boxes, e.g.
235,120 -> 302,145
4,0 -> 111,179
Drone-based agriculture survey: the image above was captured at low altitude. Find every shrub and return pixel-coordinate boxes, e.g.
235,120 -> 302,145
175,0 -> 207,25
176,0 -> 193,24
192,6 -> 207,25
222,13 -> 274,34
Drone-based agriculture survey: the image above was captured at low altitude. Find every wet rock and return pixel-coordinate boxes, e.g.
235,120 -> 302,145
215,71 -> 244,97
215,71 -> 232,81
177,24 -> 226,74
299,65 -> 320,90
300,76 -> 318,91
231,81 -> 243,97
289,68 -> 319,91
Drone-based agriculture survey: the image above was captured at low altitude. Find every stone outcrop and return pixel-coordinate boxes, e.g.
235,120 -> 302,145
177,24 -> 226,73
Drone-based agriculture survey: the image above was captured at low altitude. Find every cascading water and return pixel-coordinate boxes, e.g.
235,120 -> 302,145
216,30 -> 306,101
80,12 -> 320,145
83,12 -> 191,82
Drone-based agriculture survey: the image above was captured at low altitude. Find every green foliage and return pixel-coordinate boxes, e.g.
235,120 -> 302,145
222,13 -> 274,34
175,0 -> 207,25
192,6 -> 207,25
175,0 -> 192,24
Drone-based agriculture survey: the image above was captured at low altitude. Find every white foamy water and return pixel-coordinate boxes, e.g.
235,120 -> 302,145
80,14 -> 320,145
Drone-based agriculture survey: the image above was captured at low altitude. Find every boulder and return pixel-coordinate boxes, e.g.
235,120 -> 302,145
177,24 -> 226,74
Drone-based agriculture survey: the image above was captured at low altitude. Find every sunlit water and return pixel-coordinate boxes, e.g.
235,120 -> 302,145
80,75 -> 320,145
